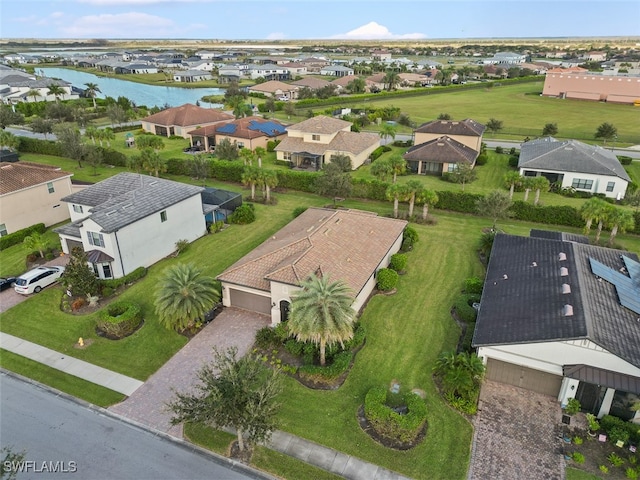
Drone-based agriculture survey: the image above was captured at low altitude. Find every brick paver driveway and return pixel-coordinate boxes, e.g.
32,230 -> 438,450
468,380 -> 564,480
109,307 -> 270,437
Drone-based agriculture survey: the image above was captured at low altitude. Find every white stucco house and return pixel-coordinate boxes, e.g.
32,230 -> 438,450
518,137 -> 630,199
217,208 -> 407,325
54,173 -> 207,279
473,230 -> 640,423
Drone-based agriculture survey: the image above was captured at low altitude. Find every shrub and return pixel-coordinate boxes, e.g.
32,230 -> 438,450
475,153 -> 488,166
618,156 -> 633,165
389,253 -> 407,272
565,398 -> 581,415
276,170 -> 317,193
571,452 -> 585,464
228,203 -> 256,224
0,223 -> 46,250
351,178 -> 390,202
444,391 -> 478,415
608,453 -> 624,467
435,191 -> 484,214
100,267 -> 147,290
266,140 -> 281,152
370,145 -> 392,161
96,300 -> 143,339
495,146 -> 504,154
454,294 -> 480,323
292,206 -> 307,218
298,350 -> 352,380
377,268 -> 398,291
626,468 -> 638,480
509,202 -> 583,228
17,137 -> 64,156
599,465 -> 609,475
573,436 -> 583,445
166,157 -> 190,175
508,155 -> 519,168
175,239 -> 189,255
255,326 -> 279,349
101,286 -> 115,298
403,226 -> 419,245
464,276 -> 484,294
364,387 -> 428,444
71,297 -> 86,311
210,159 -> 244,183
96,147 -> 127,167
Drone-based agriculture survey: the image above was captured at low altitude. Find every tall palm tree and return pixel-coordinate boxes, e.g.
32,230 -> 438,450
288,274 -> 356,367
382,70 -> 400,91
378,123 -> 397,145
531,176 -> 550,206
521,177 -> 534,202
580,197 -> 609,234
260,169 -> 278,203
241,166 -> 261,201
416,188 -> 439,221
386,183 -> 409,219
140,147 -> 166,177
0,130 -> 19,151
503,171 -> 522,199
370,158 -> 393,182
84,82 -> 101,109
26,89 -> 41,103
85,126 -> 98,145
47,84 -> 64,103
405,180 -> 423,218
101,127 -> 115,147
388,154 -> 407,183
154,263 -> 220,332
606,208 -> 635,245
254,146 -> 266,168
594,203 -> 615,244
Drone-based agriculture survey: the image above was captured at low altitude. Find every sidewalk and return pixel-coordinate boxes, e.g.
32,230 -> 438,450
0,332 -> 143,396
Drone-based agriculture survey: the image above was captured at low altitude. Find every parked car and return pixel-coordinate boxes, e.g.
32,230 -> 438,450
14,266 -> 65,295
0,277 -> 16,291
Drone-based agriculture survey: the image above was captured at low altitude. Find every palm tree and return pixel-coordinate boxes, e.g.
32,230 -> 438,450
405,180 -> 423,218
102,127 -> 115,147
416,189 -> 439,221
0,130 -> 19,151
84,82 -> 101,109
503,171 -> 522,199
606,208 -> 635,245
383,70 -> 400,91
23,232 -> 49,258
239,148 -> 255,166
288,274 -> 356,367
85,126 -> 98,145
370,158 -> 393,182
136,135 -> 165,152
154,263 -> 220,332
521,177 -> 535,202
47,84 -> 64,103
378,123 -> 397,146
386,183 -> 409,219
26,89 -> 41,103
140,147 -> 166,177
254,146 -> 266,168
241,166 -> 261,201
531,176 -> 550,206
580,197 -> 609,235
388,154 -> 407,183
594,203 -> 615,244
260,169 -> 278,203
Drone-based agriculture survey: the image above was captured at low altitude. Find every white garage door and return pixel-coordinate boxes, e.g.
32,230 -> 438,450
229,289 -> 272,315
486,359 -> 562,397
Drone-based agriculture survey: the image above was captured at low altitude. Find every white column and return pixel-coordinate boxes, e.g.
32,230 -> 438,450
558,378 -> 580,407
597,388 -> 615,419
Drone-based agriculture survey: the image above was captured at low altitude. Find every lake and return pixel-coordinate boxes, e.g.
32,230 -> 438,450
40,68 -> 225,108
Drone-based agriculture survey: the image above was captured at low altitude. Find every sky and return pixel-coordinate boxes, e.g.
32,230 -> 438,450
1,0 -> 638,41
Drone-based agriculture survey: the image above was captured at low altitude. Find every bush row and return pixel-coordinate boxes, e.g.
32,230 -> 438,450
298,350 -> 353,380
364,387 -> 428,443
0,223 -> 46,250
600,414 -> 640,445
100,267 -> 147,290
18,137 -> 63,156
96,300 -> 142,339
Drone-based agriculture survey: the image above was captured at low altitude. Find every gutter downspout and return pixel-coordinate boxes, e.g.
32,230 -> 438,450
113,231 -> 126,277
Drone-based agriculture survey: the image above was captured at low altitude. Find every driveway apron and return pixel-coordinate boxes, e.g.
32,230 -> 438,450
109,307 -> 269,437
468,380 -> 564,480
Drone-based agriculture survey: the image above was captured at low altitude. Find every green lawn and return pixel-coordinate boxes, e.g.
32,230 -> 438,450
0,226 -> 63,278
566,467 -> 602,480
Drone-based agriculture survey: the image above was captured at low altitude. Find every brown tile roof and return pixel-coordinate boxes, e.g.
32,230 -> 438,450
366,73 -> 386,84
188,116 -> 286,139
217,208 -> 407,296
291,77 -> 332,89
0,162 -> 72,195
547,67 -> 589,74
403,135 -> 479,165
141,103 -> 233,127
415,118 -> 486,137
284,115 -> 351,135
331,75 -> 377,88
275,130 -> 379,156
248,80 -> 298,94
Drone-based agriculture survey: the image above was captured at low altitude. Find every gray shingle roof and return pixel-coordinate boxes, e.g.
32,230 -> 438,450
403,135 -> 479,165
415,118 -> 486,137
473,233 -> 640,369
518,137 -> 631,181
60,173 -> 203,233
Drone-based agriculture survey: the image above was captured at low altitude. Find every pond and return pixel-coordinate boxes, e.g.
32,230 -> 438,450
40,68 -> 225,108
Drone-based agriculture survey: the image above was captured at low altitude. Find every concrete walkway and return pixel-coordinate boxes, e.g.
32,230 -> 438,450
0,332 -> 143,396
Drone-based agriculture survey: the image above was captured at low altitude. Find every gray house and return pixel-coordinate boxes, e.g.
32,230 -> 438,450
518,137 -> 630,199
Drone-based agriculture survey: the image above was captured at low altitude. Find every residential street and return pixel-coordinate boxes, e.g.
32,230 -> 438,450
0,372 -> 270,480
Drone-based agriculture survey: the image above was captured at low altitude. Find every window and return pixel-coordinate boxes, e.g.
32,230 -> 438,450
47,182 -> 55,194
0,224 -> 6,237
606,181 -> 615,192
571,178 -> 593,190
237,142 -> 244,149
87,231 -> 105,248
102,264 -> 112,279
160,210 -> 167,222
283,152 -> 292,161
73,205 -> 83,214
447,163 -> 458,172
312,134 -> 320,141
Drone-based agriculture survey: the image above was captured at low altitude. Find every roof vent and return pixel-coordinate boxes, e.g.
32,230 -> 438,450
560,267 -> 569,276
563,304 -> 574,316
558,252 -> 567,261
502,274 -> 508,280
335,218 -> 342,224
562,283 -> 571,294
306,226 -> 314,233
531,261 -> 538,267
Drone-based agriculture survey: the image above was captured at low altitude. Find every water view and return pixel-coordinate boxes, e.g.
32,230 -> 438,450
40,68 -> 225,108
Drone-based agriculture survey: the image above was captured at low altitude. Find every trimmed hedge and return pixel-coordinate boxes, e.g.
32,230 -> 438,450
298,350 -> 352,380
435,190 -> 484,214
210,159 -> 244,183
389,253 -> 407,272
276,170 -> 317,193
364,387 -> 428,444
95,146 -> 127,167
96,300 -> 142,339
0,223 -> 46,250
453,294 -> 480,323
376,268 -> 398,291
100,267 -> 147,290
509,202 -> 583,228
600,415 -> 640,445
18,137 -> 63,156
352,178 -> 390,202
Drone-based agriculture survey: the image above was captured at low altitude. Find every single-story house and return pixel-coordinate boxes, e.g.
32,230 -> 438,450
217,207 -> 407,324
187,116 -> 287,151
173,70 -> 213,82
403,135 -> 479,175
414,119 -> 486,152
290,77 -> 332,90
320,65 -> 354,77
473,230 -> 640,423
246,64 -> 290,81
247,80 -> 299,100
201,187 -> 242,224
140,103 -> 234,138
0,162 -> 74,236
54,173 -> 207,280
274,115 -> 379,170
518,137 -> 630,199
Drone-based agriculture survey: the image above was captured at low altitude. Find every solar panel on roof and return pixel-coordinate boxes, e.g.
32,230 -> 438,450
622,255 -> 640,281
248,120 -> 286,136
217,123 -> 237,134
590,257 -> 640,315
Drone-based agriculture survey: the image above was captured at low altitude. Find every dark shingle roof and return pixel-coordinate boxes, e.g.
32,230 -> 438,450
403,135 -> 479,165
518,137 -> 631,181
473,233 -> 640,369
60,173 -> 203,233
415,118 -> 486,137
530,229 -> 589,244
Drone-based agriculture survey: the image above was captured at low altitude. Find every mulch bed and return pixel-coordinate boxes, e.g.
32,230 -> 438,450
356,405 -> 427,450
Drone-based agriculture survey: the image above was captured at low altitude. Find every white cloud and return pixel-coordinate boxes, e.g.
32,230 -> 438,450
59,12 -> 176,38
266,32 -> 286,40
332,21 -> 426,40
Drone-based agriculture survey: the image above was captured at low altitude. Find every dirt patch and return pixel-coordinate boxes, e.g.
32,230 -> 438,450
228,440 -> 253,465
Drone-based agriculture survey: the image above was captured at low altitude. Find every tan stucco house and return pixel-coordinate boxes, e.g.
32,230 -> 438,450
140,103 -> 234,138
274,115 -> 379,170
0,162 -> 74,235
413,119 -> 486,152
187,116 -> 287,152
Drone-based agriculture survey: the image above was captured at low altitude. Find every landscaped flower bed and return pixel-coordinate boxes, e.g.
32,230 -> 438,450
96,300 -> 143,339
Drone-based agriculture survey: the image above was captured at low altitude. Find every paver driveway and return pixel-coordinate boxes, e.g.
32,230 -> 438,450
468,380 -> 564,480
109,307 -> 269,437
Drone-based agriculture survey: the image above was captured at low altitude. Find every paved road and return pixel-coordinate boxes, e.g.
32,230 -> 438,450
0,372 -> 271,480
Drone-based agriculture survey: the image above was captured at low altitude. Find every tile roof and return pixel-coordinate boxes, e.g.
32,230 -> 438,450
518,137 -> 630,181
284,115 -> 351,135
0,162 -> 72,195
291,77 -> 332,89
60,173 -> 203,233
530,229 -> 589,244
472,232 -> 640,369
415,119 -> 486,137
275,130 -> 379,156
248,81 -> 298,94
403,135 -> 479,165
189,116 -> 286,139
218,207 -> 407,296
141,103 -> 233,127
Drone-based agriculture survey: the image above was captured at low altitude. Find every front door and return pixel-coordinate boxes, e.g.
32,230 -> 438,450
576,382 -> 606,414
279,300 -> 290,323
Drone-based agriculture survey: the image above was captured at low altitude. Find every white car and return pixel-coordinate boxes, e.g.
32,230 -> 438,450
14,266 -> 66,295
